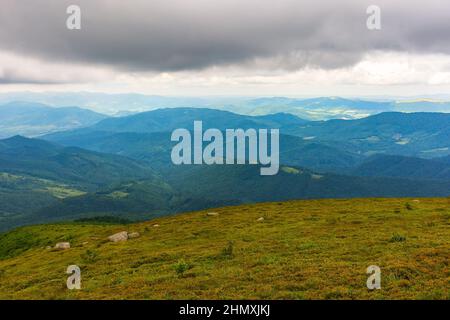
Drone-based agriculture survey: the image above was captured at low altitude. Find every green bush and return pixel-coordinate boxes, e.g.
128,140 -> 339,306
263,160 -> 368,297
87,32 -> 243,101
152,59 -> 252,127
389,233 -> 406,243
173,259 -> 190,277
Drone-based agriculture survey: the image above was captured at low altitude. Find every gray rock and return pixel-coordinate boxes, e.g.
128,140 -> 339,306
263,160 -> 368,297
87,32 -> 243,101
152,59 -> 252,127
207,212 -> 219,217
108,231 -> 128,242
128,232 -> 140,239
54,242 -> 70,250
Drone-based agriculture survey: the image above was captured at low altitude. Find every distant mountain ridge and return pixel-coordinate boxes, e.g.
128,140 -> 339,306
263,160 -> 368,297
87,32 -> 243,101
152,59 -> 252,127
0,101 -> 108,138
56,107 -> 308,134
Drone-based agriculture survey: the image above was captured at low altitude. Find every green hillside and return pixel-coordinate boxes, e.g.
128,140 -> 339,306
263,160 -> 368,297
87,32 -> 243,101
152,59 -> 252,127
289,112 -> 450,158
0,172 -> 85,229
0,136 -> 155,189
44,131 -> 363,173
353,154 -> 450,180
0,198 -> 448,300
2,135 -> 450,233
0,136 -> 167,231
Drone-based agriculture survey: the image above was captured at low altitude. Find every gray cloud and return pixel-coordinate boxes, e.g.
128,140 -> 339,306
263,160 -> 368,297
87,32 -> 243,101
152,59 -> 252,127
0,68 -> 66,84
0,78 -> 60,85
1,0 -> 450,75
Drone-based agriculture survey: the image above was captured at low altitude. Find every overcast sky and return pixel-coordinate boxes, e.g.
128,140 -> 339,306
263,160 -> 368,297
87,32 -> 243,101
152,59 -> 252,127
1,0 -> 450,96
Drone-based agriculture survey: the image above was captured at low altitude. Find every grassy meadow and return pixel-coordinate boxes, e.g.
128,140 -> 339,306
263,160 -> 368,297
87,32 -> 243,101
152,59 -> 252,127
0,198 -> 449,300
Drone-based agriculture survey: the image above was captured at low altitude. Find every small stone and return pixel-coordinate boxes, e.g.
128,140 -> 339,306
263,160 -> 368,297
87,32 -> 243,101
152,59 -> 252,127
207,212 -> 219,217
108,231 -> 128,242
54,242 -> 70,250
128,232 -> 140,239
153,224 -> 160,227
257,217 -> 265,222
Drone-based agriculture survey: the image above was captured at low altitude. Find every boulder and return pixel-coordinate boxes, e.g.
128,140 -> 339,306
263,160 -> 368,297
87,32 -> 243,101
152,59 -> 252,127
108,231 -> 128,242
54,242 -> 70,250
128,232 -> 140,239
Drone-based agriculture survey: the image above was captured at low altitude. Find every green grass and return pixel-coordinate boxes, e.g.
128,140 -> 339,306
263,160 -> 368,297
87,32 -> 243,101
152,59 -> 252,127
0,198 -> 449,300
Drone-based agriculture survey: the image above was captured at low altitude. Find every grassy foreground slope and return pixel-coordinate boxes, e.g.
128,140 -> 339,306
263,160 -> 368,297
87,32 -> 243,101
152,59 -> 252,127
0,198 -> 449,300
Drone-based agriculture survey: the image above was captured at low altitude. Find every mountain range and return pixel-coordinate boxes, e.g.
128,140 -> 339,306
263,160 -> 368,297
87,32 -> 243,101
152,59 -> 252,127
45,108 -> 450,168
2,92 -> 450,120
1,103 -> 450,232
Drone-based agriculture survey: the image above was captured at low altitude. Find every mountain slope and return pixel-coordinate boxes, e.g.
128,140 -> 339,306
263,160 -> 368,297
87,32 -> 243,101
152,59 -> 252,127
239,97 -> 393,120
0,198 -> 448,299
45,109 -> 450,162
0,101 -> 108,138
3,135 -> 449,232
289,112 -> 450,158
0,136 -> 154,189
292,112 -> 450,140
353,154 -> 450,180
44,107 -> 308,137
166,164 -> 450,202
0,136 -> 168,231
44,130 -> 363,173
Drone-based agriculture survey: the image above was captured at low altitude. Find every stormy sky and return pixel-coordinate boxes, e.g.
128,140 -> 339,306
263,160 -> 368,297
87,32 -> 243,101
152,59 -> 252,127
1,0 -> 450,96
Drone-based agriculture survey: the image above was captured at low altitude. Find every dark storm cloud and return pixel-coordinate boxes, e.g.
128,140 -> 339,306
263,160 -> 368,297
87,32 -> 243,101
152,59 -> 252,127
0,0 -> 450,74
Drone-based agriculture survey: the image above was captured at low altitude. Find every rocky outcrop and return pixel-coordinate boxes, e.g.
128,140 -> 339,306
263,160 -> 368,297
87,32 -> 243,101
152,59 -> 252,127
108,231 -> 128,242
54,242 -> 70,250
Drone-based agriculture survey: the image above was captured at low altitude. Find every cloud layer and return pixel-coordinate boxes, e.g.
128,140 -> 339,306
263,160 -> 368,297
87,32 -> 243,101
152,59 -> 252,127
1,0 -> 450,97
1,0 -> 450,74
